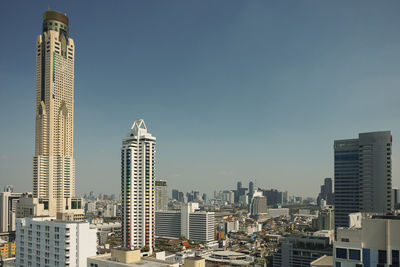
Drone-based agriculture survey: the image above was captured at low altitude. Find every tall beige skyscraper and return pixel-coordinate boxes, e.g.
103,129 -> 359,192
30,11 -> 83,220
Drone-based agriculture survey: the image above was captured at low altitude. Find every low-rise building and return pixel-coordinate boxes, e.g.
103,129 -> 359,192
16,217 -> 97,267
203,250 -> 254,266
0,238 -> 15,259
87,248 -> 179,267
272,235 -> 332,267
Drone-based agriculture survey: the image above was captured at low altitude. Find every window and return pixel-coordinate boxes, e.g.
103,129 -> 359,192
393,250 -> 399,265
336,248 -> 347,259
335,263 -> 341,267
378,250 -> 387,264
349,249 -> 361,260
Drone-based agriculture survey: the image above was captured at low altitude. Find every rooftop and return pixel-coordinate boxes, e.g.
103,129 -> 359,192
88,254 -> 176,267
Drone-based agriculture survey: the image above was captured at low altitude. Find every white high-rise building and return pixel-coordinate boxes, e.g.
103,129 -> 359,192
26,10 -> 83,220
15,217 -> 97,267
121,120 -> 156,250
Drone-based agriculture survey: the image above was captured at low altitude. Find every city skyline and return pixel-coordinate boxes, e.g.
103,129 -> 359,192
2,1 -> 400,197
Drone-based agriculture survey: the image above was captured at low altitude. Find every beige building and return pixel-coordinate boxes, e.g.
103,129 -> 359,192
22,10 -> 84,220
184,257 -> 205,267
87,248 -> 179,267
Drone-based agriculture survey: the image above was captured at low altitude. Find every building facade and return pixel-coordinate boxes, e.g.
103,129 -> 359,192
334,131 -> 392,229
26,10 -> 84,220
121,120 -> 156,250
334,214 -> 400,267
273,235 -> 332,267
155,203 -> 215,244
15,217 -> 96,267
0,191 -> 22,232
155,180 -> 168,211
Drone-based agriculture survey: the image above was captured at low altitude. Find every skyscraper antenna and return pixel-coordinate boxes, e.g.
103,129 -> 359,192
48,5 -> 50,11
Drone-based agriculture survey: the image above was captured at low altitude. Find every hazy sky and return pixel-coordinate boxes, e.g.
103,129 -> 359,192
1,0 -> 400,198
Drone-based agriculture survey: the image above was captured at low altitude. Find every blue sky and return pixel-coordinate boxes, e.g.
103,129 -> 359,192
1,0 -> 400,197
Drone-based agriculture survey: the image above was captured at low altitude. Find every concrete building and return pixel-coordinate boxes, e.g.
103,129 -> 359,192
155,211 -> 181,239
184,257 -> 205,267
225,220 -> 240,233
121,120 -> 156,250
318,207 -> 334,230
203,251 -> 254,266
317,178 -> 334,206
222,190 -> 235,204
0,238 -> 16,260
27,10 -> 84,220
0,191 -> 22,232
250,191 -> 267,216
85,202 -> 96,214
334,214 -> 400,267
87,248 -> 179,267
334,131 -> 392,229
273,235 -> 332,267
311,255 -> 333,267
268,208 -> 290,218
393,187 -> 400,210
263,189 -> 283,206
155,203 -> 215,243
16,217 -> 96,267
155,180 -> 168,211
103,204 -> 117,218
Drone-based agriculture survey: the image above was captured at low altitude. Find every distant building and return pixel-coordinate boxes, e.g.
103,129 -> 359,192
155,180 -> 168,211
85,201 -> 96,214
103,204 -> 117,217
317,178 -> 334,206
222,191 -> 235,204
225,220 -> 239,233
268,208 -> 290,218
263,189 -> 283,206
16,217 -> 97,267
334,131 -> 392,229
250,191 -> 267,216
318,207 -> 334,230
155,203 -> 215,244
0,191 -> 22,232
393,187 -> 400,210
273,235 -> 332,267
203,251 -> 254,266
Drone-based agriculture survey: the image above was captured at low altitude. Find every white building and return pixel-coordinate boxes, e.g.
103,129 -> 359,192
16,217 -> 97,267
103,204 -> 117,217
268,208 -> 290,218
0,191 -> 22,232
334,214 -> 400,267
156,203 -> 215,243
85,202 -> 96,214
121,120 -> 156,250
88,248 -> 179,267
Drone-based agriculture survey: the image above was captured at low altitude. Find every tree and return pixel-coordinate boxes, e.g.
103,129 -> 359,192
141,246 -> 150,252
